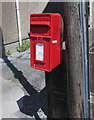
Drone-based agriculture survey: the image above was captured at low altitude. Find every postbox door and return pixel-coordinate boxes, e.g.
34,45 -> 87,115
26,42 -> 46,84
30,37 -> 50,71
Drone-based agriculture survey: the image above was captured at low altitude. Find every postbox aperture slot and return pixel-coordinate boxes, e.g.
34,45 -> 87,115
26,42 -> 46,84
38,37 -> 43,40
43,38 -> 50,42
31,37 -> 37,40
31,25 -> 50,36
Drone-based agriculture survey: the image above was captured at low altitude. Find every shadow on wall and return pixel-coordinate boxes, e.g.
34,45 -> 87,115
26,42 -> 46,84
0,27 -> 5,58
1,26 -> 48,119
43,2 -> 64,16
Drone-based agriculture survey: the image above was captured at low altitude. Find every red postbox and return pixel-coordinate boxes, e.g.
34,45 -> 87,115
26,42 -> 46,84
30,13 -> 64,72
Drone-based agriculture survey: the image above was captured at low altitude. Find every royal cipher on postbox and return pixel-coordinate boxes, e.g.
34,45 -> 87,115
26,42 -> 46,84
30,13 -> 64,72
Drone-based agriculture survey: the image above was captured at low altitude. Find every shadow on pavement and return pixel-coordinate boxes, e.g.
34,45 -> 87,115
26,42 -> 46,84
1,26 -> 48,119
4,56 -> 48,119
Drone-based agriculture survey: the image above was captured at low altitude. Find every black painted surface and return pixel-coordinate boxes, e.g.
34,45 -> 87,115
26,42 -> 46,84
45,51 -> 68,118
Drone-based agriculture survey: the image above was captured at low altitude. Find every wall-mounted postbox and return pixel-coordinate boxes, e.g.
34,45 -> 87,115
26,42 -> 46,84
30,13 -> 64,72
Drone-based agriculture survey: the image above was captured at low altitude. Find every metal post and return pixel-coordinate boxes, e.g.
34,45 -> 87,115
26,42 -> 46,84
16,0 -> 22,46
80,1 -> 90,119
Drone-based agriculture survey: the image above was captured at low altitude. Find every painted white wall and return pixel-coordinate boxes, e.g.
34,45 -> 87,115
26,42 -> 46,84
2,2 -> 48,45
90,0 -> 94,28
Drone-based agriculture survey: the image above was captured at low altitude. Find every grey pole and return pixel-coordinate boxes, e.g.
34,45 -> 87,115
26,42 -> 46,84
80,1 -> 90,119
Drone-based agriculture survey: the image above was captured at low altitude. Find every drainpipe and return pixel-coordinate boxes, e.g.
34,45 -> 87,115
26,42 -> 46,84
80,1 -> 90,119
16,0 -> 22,46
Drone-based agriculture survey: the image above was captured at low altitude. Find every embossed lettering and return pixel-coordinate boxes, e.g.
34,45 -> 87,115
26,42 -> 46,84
32,16 -> 50,21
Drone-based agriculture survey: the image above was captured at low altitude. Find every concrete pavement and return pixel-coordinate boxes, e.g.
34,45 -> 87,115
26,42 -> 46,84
1,49 -> 47,119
